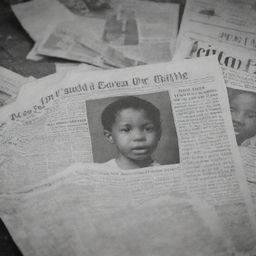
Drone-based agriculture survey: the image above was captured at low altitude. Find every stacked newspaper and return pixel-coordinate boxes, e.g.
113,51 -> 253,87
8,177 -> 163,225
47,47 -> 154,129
1,56 -> 256,255
11,0 -> 180,68
1,0 -> 256,255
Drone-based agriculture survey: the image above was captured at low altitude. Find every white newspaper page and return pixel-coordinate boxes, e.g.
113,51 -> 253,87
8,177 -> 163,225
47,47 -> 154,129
174,46 -> 256,182
0,163 -> 236,256
172,0 -> 256,210
11,0 -> 75,60
222,68 -> 256,213
55,62 -> 102,74
0,158 -> 255,255
36,17 -> 138,68
0,66 -> 33,107
222,68 -> 256,180
0,56 -> 256,253
11,0 -> 74,42
26,42 -> 44,61
175,0 -> 256,45
173,0 -> 256,74
173,32 -> 256,75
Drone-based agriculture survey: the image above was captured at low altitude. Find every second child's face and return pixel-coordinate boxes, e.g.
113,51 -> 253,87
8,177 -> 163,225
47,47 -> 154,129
109,108 -> 160,162
230,93 -> 256,145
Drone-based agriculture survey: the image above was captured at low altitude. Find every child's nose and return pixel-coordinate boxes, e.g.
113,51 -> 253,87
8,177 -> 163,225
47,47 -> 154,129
132,129 -> 146,140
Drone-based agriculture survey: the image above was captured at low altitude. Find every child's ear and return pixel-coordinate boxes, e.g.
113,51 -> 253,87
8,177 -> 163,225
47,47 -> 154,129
104,130 -> 114,144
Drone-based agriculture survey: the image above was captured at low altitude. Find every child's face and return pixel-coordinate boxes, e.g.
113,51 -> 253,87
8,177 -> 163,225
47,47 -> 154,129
230,93 -> 256,145
106,108 -> 161,163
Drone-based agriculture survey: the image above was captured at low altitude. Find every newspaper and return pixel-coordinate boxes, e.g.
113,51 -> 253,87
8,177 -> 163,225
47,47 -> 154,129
82,0 -> 180,64
0,56 -> 256,253
0,163 -> 239,255
55,62 -> 102,74
11,0 -> 74,42
36,17 -> 139,68
223,68 -> 256,180
0,66 -> 33,107
173,0 -> 256,73
174,54 -> 256,184
222,68 -> 256,214
26,42 -> 44,61
173,33 -> 256,74
172,0 -> 256,211
175,0 -> 256,44
11,0 -> 75,60
12,0 -> 179,66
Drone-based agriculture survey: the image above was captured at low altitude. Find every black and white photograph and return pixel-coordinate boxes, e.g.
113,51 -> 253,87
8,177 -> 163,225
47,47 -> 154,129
227,87 -> 256,147
86,91 -> 180,169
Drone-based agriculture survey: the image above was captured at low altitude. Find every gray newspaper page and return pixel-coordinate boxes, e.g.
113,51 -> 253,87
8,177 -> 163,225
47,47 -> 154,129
0,56 -> 256,254
172,0 -> 256,214
173,0 -> 256,75
0,163 -> 239,256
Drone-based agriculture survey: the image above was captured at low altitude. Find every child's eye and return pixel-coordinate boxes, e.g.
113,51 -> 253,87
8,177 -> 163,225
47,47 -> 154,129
144,126 -> 155,132
120,127 -> 130,132
247,113 -> 256,119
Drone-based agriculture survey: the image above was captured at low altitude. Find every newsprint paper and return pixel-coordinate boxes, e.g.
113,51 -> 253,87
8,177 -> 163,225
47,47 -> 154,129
223,68 -> 256,214
173,0 -> 256,74
0,56 -> 256,254
36,0 -> 179,67
0,67 -> 33,107
0,163 -> 251,256
12,0 -> 179,66
172,0 -> 256,215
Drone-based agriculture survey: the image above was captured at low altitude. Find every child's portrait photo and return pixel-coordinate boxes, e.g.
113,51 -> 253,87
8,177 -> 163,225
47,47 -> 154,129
86,91 -> 180,170
227,88 -> 256,147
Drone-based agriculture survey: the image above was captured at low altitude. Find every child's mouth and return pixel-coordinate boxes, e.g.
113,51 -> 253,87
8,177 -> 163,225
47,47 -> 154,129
233,126 -> 240,136
132,147 -> 148,154
232,123 -> 241,135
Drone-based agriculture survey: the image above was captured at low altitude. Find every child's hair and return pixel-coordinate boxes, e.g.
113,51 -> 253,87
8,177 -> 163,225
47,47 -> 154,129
229,89 -> 256,103
101,96 -> 161,131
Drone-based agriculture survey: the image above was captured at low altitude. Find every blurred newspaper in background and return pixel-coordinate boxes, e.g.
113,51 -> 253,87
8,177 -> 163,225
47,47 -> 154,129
0,57 -> 256,254
11,0 -> 179,67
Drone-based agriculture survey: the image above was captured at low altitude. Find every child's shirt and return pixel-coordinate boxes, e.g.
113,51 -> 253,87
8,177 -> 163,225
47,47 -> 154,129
241,135 -> 256,147
103,159 -> 160,170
